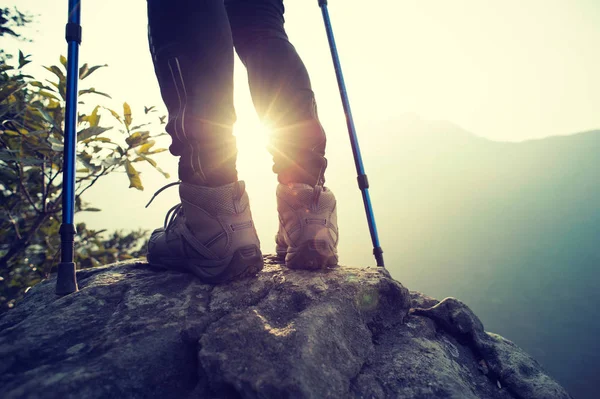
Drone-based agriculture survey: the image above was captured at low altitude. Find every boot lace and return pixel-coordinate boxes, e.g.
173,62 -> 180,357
145,181 -> 183,229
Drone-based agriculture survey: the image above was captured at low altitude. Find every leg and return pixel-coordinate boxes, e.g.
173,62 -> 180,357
147,0 -> 238,186
146,0 -> 263,282
226,0 -> 338,268
226,0 -> 327,186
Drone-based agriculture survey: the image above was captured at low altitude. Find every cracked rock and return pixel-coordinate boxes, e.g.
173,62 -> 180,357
0,256 -> 570,398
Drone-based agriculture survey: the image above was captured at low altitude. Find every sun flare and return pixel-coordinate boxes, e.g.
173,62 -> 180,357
233,118 -> 272,181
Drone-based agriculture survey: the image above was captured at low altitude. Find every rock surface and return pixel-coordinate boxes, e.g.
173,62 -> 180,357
0,256 -> 571,399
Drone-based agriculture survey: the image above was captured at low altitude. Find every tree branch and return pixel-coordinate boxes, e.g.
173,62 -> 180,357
1,202 -> 22,240
16,162 -> 40,213
41,159 -> 47,212
76,165 -> 114,198
0,211 -> 48,269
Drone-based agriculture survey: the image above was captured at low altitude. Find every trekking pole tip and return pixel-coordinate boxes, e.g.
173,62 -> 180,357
56,262 -> 79,295
374,246 -> 385,267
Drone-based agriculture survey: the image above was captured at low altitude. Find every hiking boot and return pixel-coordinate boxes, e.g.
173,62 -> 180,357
147,181 -> 263,283
276,183 -> 339,269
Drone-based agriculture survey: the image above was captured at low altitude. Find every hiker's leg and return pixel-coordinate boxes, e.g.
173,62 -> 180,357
147,0 -> 238,186
226,0 -> 337,269
226,0 -> 328,186
146,0 -> 263,283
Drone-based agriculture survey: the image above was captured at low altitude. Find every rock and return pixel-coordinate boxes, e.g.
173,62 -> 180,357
0,256 -> 571,399
410,298 -> 571,399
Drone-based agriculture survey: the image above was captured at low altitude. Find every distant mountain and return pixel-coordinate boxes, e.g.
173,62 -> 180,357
334,118 -> 600,399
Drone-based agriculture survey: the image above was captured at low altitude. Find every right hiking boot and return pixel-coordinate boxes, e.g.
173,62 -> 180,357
147,180 -> 263,284
276,183 -> 339,270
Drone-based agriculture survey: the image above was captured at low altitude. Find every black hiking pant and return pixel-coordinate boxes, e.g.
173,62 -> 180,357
147,0 -> 328,187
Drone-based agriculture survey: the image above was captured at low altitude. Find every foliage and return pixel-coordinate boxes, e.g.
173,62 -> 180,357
0,7 -> 32,63
0,53 -> 168,311
0,7 -> 31,39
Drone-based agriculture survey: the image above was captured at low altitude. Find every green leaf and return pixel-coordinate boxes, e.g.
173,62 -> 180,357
86,137 -> 112,143
81,207 -> 102,212
101,156 -> 121,168
0,152 -> 45,165
79,87 -> 111,99
148,148 -> 168,154
0,81 -> 27,103
33,107 -> 57,127
84,105 -> 101,127
29,81 -> 55,91
125,131 -> 150,148
43,65 -> 66,83
137,140 -> 155,154
77,126 -> 111,142
123,102 -> 132,129
124,160 -> 143,190
47,80 -> 60,90
129,123 -> 149,131
48,136 -> 64,152
18,51 -> 32,69
78,63 -> 89,79
80,64 -> 107,80
59,55 -> 67,68
136,153 -> 170,179
103,107 -> 122,123
37,90 -> 60,100
0,64 -> 14,72
144,106 -> 156,114
78,152 -> 101,172
0,167 -> 17,181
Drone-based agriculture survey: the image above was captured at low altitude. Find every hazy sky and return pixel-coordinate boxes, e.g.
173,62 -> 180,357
7,0 -> 600,141
4,0 -> 600,266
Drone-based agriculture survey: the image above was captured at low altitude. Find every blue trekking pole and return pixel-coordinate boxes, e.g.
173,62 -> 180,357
55,0 -> 82,295
318,0 -> 385,267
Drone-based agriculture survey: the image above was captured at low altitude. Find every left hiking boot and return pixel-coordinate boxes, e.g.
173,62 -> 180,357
147,181 -> 263,283
276,183 -> 339,269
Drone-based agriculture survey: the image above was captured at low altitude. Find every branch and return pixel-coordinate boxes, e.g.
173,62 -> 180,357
6,209 -> 22,240
41,159 -> 47,212
42,166 -> 62,211
1,202 -> 22,240
16,162 -> 41,213
0,211 -> 48,269
77,165 -> 113,198
47,167 -> 61,188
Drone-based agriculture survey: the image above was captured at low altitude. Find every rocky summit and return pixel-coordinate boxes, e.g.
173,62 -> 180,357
0,256 -> 570,399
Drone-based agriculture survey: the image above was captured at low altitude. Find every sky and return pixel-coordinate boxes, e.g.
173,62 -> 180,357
4,0 -> 600,266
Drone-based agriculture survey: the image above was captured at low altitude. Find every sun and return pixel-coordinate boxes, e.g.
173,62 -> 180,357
233,117 -> 272,182
232,116 -> 279,249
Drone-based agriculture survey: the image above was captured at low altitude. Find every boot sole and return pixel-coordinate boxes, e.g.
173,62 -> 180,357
285,240 -> 338,270
147,245 -> 264,284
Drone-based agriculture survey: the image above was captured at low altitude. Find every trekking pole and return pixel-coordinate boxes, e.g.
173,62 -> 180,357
56,0 -> 82,295
318,0 -> 385,267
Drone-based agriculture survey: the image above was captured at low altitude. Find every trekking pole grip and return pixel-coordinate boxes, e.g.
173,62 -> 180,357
318,0 -> 328,6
